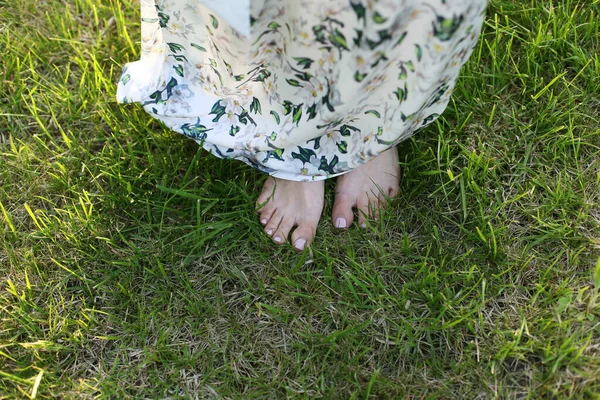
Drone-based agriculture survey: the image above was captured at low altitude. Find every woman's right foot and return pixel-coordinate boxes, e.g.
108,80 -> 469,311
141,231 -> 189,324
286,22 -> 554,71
256,177 -> 325,251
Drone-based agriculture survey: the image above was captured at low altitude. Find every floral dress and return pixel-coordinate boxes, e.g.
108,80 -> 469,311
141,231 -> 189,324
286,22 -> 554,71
117,0 -> 488,181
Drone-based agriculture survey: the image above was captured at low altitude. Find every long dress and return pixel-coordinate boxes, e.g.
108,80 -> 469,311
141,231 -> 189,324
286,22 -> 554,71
117,0 -> 487,181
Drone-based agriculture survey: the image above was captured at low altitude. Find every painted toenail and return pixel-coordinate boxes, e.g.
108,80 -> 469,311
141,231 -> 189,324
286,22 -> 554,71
261,218 -> 267,225
335,217 -> 347,228
294,238 -> 306,250
266,229 -> 273,236
274,236 -> 283,243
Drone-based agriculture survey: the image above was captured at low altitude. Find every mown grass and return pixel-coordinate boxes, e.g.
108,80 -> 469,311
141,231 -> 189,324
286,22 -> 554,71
1,0 -> 599,398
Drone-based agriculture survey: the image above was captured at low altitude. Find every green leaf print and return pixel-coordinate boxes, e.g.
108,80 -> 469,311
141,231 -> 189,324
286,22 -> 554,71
398,64 -> 408,80
172,54 -> 188,63
270,110 -> 281,124
286,79 -> 301,87
354,71 -> 367,82
181,119 -> 212,142
353,29 -> 363,46
329,29 -> 349,51
253,69 -> 272,82
366,30 -> 392,50
394,31 -> 408,48
308,136 -> 321,150
313,25 -> 327,44
120,74 -> 130,85
339,125 -> 360,137
317,119 -> 343,131
371,52 -> 388,68
376,137 -> 395,146
394,83 -> 408,103
146,90 -> 164,106
292,104 -> 303,126
336,141 -> 348,154
423,113 -> 440,125
210,66 -> 224,86
415,44 -> 423,62
223,61 -> 233,74
165,77 -> 178,97
252,22 -> 281,45
212,146 -> 230,159
250,97 -> 262,114
191,43 -> 207,52
269,132 -> 278,141
238,109 -> 256,125
283,100 -> 293,115
167,42 -> 185,53
273,148 -> 285,160
325,16 -> 345,27
372,12 -> 387,24
434,15 -> 464,41
293,57 -> 314,70
209,100 -> 226,122
428,83 -> 449,106
234,74 -> 245,81
157,10 -> 169,28
291,146 -> 316,165
173,64 -> 184,77
321,81 -> 335,113
210,14 -> 218,29
350,2 -> 366,23
229,125 -> 240,136
294,72 -> 313,82
318,155 -> 339,174
263,148 -> 285,163
364,110 -> 381,118
306,104 -> 317,121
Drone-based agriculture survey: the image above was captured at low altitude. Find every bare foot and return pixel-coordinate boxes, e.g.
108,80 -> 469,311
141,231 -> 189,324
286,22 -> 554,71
256,177 -> 325,251
332,147 -> 400,228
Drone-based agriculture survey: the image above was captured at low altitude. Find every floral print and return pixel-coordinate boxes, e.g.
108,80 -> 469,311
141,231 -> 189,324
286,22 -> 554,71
118,0 -> 488,181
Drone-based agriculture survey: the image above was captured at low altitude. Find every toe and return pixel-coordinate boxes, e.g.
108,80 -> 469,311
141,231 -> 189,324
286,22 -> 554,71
272,217 -> 295,245
369,197 -> 384,221
291,222 -> 317,251
259,205 -> 276,225
331,194 -> 355,229
357,196 -> 376,228
264,211 -> 283,237
256,177 -> 275,210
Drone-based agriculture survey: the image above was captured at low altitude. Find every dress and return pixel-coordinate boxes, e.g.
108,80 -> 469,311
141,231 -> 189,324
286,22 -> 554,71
117,0 -> 487,181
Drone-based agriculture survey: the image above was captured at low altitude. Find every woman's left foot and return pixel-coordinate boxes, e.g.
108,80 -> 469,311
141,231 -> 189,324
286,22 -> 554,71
332,147 -> 400,228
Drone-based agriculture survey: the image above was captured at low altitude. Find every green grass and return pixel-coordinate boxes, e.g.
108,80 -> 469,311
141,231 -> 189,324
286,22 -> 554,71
1,0 -> 599,398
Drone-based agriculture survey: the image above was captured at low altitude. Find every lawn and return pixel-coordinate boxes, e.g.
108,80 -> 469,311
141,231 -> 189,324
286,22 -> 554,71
1,0 -> 599,398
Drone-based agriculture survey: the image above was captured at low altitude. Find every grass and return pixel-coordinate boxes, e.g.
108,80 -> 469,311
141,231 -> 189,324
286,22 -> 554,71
1,0 -> 599,398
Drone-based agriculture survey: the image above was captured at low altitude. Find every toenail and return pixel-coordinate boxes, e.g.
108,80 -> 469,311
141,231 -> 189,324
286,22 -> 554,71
274,236 -> 283,243
335,217 -> 347,228
294,238 -> 306,250
360,223 -> 367,228
266,229 -> 273,236
261,218 -> 267,225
